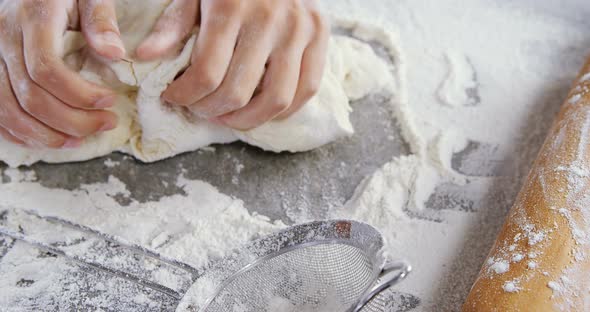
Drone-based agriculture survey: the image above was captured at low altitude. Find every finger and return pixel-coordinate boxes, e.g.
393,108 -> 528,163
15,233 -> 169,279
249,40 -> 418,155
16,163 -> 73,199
277,11 -> 329,119
5,41 -> 117,139
79,0 -> 125,60
161,2 -> 241,106
135,0 -> 199,60
0,60 -> 74,148
218,47 -> 305,130
21,1 -> 117,110
0,126 -> 25,146
189,23 -> 274,118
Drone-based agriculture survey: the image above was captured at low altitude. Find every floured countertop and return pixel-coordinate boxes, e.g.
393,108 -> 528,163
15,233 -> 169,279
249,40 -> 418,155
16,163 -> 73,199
2,0 -> 590,311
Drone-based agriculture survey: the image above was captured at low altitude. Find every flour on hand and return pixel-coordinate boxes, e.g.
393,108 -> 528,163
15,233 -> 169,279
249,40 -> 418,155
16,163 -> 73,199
0,0 -> 394,167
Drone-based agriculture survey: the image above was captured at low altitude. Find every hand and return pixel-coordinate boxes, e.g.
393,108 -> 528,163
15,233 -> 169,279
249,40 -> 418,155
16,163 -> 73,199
0,0 -> 125,148
136,0 -> 330,130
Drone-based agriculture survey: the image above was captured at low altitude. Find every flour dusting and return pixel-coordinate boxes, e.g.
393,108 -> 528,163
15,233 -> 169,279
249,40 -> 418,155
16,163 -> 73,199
503,280 -> 521,293
1,0 -> 589,311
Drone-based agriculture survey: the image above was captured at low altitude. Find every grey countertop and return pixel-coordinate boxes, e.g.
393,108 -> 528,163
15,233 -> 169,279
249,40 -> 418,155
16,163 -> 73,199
2,0 -> 590,311
0,77 -> 412,311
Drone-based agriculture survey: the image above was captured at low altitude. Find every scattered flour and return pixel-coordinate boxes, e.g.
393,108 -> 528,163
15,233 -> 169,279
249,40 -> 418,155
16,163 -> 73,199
488,260 -> 510,274
569,93 -> 582,105
1,0 -> 589,311
266,293 -> 347,312
103,158 -> 121,168
527,261 -> 538,269
512,253 -> 524,263
2,168 -> 37,183
548,281 -> 562,293
436,53 -> 479,107
0,174 -> 284,269
503,280 -> 521,293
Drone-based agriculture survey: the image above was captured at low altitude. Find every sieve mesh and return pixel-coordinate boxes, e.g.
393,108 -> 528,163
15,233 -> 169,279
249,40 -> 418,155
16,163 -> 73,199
178,221 -> 410,312
204,243 -> 375,312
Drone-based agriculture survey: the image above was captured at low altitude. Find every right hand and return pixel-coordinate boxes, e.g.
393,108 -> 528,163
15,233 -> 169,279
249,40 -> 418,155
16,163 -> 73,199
0,0 -> 125,149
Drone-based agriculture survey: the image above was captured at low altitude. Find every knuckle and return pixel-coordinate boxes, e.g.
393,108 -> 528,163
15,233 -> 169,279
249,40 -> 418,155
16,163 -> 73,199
303,82 -> 320,99
310,10 -> 329,33
211,0 -> 241,14
286,0 -> 305,22
225,93 -> 248,110
195,69 -> 223,93
28,54 -> 58,84
28,65 -> 52,84
283,11 -> 308,44
253,3 -> 278,26
271,96 -> 291,113
21,0 -> 47,20
19,98 -> 41,116
18,96 -> 49,121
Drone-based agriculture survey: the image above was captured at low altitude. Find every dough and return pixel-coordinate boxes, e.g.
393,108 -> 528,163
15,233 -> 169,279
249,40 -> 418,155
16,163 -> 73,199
0,0 -> 393,167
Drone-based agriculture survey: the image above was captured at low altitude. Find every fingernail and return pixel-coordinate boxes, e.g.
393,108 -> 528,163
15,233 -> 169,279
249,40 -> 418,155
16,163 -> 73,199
62,138 -> 83,149
94,94 -> 117,109
99,121 -> 117,132
96,31 -> 126,59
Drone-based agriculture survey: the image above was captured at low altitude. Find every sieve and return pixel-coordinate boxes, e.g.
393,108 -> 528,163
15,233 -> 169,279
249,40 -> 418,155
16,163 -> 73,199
0,210 -> 410,311
177,220 -> 411,312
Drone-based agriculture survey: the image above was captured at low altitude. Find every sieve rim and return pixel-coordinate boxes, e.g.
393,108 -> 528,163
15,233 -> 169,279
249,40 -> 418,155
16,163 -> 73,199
201,239 -> 382,310
191,220 -> 386,312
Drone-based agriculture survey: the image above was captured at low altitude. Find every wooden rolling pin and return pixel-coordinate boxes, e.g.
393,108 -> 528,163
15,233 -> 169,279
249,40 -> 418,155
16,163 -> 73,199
463,57 -> 590,311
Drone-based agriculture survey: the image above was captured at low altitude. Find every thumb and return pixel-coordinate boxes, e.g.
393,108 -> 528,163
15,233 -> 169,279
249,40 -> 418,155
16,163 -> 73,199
79,0 -> 125,60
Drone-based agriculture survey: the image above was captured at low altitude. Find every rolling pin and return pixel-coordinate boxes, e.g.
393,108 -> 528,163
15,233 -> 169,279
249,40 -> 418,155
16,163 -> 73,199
463,56 -> 590,311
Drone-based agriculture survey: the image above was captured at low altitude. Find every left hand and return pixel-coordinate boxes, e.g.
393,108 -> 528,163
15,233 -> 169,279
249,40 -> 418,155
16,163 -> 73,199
0,0 -> 125,149
135,0 -> 330,130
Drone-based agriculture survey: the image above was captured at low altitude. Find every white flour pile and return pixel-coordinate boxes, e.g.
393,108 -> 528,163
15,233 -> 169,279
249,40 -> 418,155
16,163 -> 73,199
2,0 -> 590,311
0,174 -> 284,269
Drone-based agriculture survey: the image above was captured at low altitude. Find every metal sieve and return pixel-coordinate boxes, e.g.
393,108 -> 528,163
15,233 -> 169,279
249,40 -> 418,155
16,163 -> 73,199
178,220 -> 411,312
0,210 -> 410,311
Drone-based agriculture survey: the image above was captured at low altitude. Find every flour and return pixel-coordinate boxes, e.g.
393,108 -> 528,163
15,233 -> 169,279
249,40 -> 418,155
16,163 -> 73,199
488,260 -> 510,274
1,175 -> 285,270
503,280 -> 521,293
436,53 -> 479,107
0,0 -> 393,166
266,293 -> 347,312
0,172 -> 288,308
1,0 -> 590,311
548,281 -> 562,293
2,169 -> 37,183
103,158 -> 121,168
527,261 -> 538,269
512,254 -> 524,262
324,0 -> 587,309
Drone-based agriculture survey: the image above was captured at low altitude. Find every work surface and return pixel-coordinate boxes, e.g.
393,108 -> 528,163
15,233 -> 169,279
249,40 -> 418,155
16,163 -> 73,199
2,0 -> 590,311
21,92 -> 406,224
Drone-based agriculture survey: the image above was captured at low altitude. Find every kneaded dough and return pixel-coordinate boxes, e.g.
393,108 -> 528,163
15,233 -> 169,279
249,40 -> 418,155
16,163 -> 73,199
0,0 -> 393,167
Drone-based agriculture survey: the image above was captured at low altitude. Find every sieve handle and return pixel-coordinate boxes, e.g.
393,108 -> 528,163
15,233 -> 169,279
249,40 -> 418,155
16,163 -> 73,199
350,260 -> 412,312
